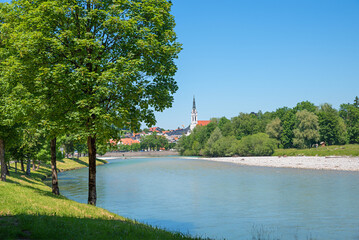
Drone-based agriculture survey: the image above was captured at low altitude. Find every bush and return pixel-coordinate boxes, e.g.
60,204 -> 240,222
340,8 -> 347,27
208,136 -> 238,157
237,133 -> 277,156
183,149 -> 196,156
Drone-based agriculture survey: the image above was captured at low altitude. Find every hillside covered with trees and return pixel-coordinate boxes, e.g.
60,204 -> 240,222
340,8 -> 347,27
177,97 -> 359,157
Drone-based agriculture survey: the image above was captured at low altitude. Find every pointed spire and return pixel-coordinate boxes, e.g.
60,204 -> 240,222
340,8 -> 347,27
193,95 -> 196,110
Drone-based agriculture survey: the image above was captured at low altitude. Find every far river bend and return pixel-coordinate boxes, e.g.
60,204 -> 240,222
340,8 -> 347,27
58,157 -> 359,239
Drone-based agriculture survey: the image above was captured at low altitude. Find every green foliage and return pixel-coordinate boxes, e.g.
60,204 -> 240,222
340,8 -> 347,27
236,133 -> 277,156
210,136 -> 238,157
292,110 -> 320,149
340,97 -> 359,144
202,127 -> 223,156
140,133 -> 169,151
232,113 -> 265,140
279,110 -> 296,148
265,118 -> 282,144
294,101 -> 317,113
318,103 -> 347,145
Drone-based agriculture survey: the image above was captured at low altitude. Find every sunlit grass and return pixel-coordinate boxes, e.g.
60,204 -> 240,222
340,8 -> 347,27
0,158 -> 207,240
274,144 -> 359,156
57,156 -> 107,171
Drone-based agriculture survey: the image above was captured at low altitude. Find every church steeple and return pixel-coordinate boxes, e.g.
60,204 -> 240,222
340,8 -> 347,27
190,96 -> 198,131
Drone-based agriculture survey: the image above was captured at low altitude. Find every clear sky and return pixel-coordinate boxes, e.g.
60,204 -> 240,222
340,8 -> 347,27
1,0 -> 358,130
154,0 -> 359,129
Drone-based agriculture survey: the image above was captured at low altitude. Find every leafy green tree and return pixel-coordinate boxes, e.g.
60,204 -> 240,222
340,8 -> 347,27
280,110 -> 296,148
217,117 -> 233,136
292,110 -> 320,148
237,133 -> 276,156
131,143 -> 141,152
203,127 -> 222,156
176,134 -> 193,155
340,97 -> 359,143
3,0 -> 181,205
318,104 -> 347,145
294,101 -> 317,113
232,113 -> 265,140
210,136 -> 238,157
265,118 -> 283,146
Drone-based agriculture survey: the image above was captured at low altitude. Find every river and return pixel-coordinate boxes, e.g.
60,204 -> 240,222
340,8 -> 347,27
58,156 -> 359,239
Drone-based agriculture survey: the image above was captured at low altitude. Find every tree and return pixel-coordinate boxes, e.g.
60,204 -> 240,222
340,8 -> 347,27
292,110 -> 320,148
237,133 -> 276,156
294,101 -> 317,113
280,110 -> 296,148
210,136 -> 238,157
203,127 -> 222,156
3,0 -> 181,205
265,118 -> 282,146
232,113 -> 265,140
318,104 -> 347,145
340,97 -> 359,143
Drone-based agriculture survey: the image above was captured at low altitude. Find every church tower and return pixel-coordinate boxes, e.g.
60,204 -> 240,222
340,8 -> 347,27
190,96 -> 198,131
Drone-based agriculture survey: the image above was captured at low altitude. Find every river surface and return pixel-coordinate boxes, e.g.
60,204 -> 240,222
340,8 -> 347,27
58,157 -> 359,239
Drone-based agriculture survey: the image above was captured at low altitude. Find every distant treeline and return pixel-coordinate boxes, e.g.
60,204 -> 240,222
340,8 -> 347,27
177,97 -> 359,157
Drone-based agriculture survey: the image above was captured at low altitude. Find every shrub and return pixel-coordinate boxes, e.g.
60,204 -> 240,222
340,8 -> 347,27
237,133 -> 277,156
210,136 -> 239,157
183,149 -> 196,156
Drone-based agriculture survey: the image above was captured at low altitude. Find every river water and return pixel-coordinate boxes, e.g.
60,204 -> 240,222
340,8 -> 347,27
58,157 -> 359,239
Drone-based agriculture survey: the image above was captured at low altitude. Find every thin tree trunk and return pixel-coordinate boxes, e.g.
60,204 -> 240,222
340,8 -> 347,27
87,136 -> 96,205
0,139 -> 6,181
26,159 -> 31,176
51,138 -> 60,195
32,159 -> 36,171
6,162 -> 9,176
36,161 -> 40,170
15,161 -> 17,173
20,159 -> 25,172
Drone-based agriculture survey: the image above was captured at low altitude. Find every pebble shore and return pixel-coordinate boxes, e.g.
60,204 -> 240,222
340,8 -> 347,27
200,156 -> 359,171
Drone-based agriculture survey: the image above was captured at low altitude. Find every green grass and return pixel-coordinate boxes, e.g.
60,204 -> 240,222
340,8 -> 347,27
0,158 -> 207,240
273,144 -> 359,157
56,156 -> 107,172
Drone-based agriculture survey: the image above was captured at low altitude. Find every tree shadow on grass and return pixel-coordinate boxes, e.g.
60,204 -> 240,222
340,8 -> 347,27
59,158 -> 107,169
0,214 -> 205,240
67,157 -> 89,167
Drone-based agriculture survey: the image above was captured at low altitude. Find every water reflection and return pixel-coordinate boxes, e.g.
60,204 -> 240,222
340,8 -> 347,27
58,157 -> 359,240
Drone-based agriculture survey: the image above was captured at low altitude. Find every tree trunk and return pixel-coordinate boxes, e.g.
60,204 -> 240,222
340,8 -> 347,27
0,139 -> 6,181
87,136 -> 96,205
51,138 -> 60,195
26,159 -> 31,176
6,162 -> 9,176
36,161 -> 40,170
15,161 -> 17,173
20,159 -> 25,172
32,159 -> 36,171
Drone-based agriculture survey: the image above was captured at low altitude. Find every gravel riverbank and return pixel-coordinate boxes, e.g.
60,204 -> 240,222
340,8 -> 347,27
200,156 -> 359,171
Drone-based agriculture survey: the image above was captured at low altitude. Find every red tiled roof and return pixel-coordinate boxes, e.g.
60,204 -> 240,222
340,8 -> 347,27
109,139 -> 119,146
197,120 -> 211,126
120,138 -> 140,145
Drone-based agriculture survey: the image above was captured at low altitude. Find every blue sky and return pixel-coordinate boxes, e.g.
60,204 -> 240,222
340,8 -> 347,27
157,0 -> 359,129
1,0 -> 358,130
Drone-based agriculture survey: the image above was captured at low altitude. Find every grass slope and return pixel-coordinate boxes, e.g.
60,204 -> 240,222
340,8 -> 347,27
0,158 -> 205,240
273,144 -> 359,157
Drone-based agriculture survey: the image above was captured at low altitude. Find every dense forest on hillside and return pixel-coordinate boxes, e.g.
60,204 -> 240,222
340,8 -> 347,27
177,97 -> 359,157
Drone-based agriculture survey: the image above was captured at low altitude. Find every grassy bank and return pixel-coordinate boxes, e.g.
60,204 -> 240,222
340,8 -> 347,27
0,158 -> 205,240
273,144 -> 359,157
